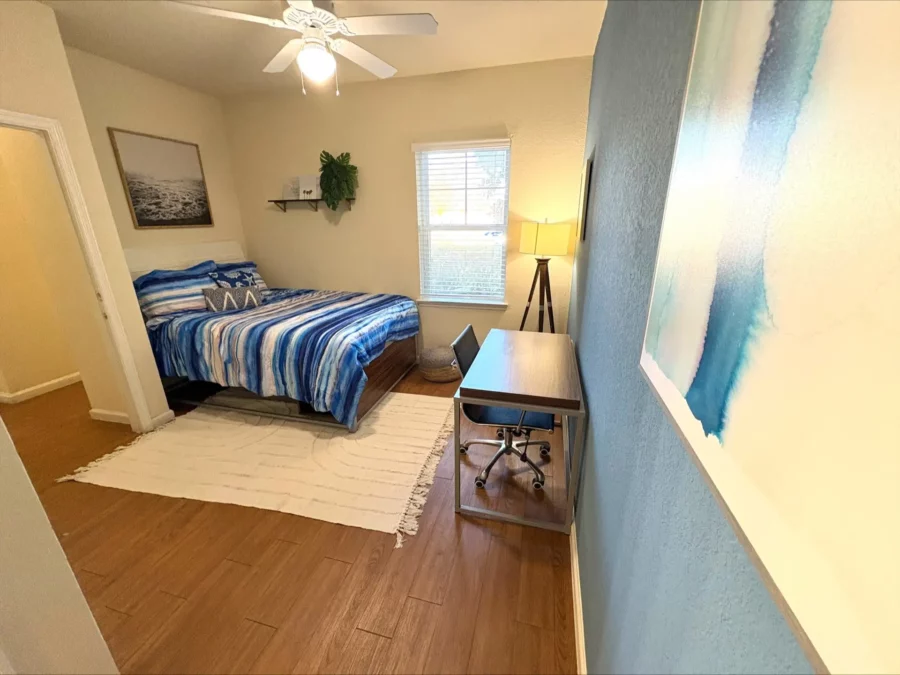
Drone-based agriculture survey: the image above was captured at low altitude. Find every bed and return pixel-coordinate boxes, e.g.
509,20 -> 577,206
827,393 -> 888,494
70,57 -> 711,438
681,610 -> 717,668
127,242 -> 419,430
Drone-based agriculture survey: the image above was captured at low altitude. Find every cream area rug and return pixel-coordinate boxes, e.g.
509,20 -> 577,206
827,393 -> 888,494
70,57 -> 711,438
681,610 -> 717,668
61,393 -> 453,545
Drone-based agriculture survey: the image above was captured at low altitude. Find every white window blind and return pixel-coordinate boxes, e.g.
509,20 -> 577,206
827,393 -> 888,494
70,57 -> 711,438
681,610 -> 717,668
414,139 -> 511,303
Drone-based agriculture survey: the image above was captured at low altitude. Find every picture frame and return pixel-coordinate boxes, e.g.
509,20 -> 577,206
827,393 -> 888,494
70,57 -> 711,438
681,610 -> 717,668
108,128 -> 213,229
576,151 -> 594,242
639,2 -> 899,670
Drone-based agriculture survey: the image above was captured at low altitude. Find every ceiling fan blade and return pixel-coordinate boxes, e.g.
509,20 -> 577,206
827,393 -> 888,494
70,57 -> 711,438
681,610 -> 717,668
338,13 -> 438,36
311,0 -> 335,13
165,1 -> 293,30
331,39 -> 397,79
263,39 -> 305,73
286,0 -> 316,10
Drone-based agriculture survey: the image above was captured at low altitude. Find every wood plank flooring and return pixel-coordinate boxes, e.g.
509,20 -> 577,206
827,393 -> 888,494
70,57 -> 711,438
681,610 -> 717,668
1,373 -> 576,674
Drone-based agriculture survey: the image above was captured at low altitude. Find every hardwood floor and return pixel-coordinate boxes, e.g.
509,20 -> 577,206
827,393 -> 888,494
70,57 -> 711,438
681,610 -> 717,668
1,383 -> 138,493
1,373 -> 576,674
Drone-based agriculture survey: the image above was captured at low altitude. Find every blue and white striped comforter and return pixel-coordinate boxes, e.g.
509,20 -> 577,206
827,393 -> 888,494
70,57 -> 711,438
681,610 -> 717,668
146,289 -> 419,427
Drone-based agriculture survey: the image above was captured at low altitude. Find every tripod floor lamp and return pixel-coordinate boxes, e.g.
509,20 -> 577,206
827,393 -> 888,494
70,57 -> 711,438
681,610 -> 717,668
519,221 -> 572,333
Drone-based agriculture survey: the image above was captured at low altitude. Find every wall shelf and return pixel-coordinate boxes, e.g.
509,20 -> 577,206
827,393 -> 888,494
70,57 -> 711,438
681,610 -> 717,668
268,198 -> 354,213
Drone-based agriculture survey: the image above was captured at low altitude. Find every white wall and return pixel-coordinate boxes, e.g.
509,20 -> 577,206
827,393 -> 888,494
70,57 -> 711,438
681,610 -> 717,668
0,644 -> 13,674
66,47 -> 245,252
225,57 -> 591,347
0,418 -> 117,674
0,0 -> 169,428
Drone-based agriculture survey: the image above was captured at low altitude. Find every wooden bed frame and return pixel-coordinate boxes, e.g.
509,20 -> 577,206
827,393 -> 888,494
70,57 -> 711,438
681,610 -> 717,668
355,336 -> 419,421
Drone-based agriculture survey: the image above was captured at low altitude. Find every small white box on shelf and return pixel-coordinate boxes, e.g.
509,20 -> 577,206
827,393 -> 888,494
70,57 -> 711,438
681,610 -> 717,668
282,175 -> 321,200
295,175 -> 321,200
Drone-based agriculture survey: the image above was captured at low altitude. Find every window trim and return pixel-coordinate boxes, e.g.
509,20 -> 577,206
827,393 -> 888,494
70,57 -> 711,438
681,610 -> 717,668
411,138 -> 512,152
416,298 -> 509,310
413,138 -> 512,305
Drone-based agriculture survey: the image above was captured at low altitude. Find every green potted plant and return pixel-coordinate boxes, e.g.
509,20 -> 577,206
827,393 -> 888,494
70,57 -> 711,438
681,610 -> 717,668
319,151 -> 358,211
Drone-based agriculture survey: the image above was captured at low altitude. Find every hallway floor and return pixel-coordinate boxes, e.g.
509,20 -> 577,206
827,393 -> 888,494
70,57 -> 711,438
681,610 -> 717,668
1,375 -> 576,674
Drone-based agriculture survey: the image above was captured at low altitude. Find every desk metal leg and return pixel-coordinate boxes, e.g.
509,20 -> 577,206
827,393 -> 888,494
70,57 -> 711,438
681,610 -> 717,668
565,415 -> 586,530
453,398 -> 461,513
454,393 -> 585,534
562,414 -> 571,524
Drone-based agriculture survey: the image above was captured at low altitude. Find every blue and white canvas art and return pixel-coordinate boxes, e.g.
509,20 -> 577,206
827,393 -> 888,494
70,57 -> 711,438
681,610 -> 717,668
641,2 -> 899,671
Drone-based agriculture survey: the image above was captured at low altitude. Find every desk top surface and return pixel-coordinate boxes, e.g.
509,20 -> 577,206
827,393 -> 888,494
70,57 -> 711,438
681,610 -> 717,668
458,329 -> 583,411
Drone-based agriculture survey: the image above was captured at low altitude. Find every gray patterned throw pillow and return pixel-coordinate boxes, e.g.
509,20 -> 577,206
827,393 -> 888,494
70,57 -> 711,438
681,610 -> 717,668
203,286 -> 262,312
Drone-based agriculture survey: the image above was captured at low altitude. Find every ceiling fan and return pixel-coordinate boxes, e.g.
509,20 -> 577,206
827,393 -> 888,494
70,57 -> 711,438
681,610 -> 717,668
167,0 -> 438,94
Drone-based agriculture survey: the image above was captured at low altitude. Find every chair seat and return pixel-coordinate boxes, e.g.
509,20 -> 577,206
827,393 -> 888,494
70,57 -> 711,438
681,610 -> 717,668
462,404 -> 554,430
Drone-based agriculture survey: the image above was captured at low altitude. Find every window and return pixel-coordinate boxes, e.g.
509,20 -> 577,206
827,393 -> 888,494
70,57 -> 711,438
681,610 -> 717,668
414,139 -> 511,304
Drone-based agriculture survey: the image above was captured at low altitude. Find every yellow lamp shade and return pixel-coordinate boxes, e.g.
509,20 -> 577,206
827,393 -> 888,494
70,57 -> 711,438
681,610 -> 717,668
519,222 -> 571,257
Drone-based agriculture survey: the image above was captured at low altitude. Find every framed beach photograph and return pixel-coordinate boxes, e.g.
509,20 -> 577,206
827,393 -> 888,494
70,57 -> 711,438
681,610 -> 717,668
108,128 -> 213,229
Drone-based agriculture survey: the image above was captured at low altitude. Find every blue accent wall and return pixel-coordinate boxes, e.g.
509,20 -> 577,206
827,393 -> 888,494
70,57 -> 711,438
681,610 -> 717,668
568,2 -> 812,672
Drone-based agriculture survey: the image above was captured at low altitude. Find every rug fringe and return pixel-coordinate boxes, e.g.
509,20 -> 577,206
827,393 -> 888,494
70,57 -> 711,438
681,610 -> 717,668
56,415 -> 177,483
394,404 -> 455,548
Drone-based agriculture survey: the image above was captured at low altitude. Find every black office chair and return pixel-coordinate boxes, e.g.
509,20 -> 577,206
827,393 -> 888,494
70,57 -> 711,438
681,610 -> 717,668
451,325 -> 553,490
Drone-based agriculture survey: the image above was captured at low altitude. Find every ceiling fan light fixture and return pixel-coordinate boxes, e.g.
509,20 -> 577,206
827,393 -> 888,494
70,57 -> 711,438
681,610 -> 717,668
297,40 -> 336,83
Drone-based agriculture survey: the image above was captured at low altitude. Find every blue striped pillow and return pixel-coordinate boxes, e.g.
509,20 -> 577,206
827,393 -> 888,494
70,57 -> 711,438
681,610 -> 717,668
214,261 -> 268,291
133,260 -> 218,319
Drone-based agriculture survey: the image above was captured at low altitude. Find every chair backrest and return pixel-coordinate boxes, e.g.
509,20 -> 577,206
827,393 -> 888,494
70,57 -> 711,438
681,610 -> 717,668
450,324 -> 480,377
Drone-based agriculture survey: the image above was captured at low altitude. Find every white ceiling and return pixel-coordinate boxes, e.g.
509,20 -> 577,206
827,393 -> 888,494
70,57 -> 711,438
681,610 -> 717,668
44,0 -> 606,97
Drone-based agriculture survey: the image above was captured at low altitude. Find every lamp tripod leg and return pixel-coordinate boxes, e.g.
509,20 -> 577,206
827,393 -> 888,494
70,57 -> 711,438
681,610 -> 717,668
543,262 -> 556,333
538,263 -> 546,332
519,262 -> 541,331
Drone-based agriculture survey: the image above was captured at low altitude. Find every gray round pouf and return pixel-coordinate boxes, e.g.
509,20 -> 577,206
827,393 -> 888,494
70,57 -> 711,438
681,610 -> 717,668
419,346 -> 460,383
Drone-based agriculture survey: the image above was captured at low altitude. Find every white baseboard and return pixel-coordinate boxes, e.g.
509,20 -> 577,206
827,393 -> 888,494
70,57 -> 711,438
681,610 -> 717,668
89,408 -> 131,425
90,408 -> 173,432
0,372 -> 81,404
150,409 -> 175,429
571,522 -> 587,675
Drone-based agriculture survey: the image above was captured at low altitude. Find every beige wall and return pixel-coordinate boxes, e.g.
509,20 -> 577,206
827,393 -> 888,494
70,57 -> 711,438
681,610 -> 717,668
67,47 -> 245,251
0,418 -> 116,673
0,0 -> 170,427
0,129 -> 78,396
225,57 -> 591,347
0,127 -> 126,409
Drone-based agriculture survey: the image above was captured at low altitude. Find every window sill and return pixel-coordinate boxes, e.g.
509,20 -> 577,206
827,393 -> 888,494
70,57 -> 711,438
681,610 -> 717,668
417,298 -> 509,310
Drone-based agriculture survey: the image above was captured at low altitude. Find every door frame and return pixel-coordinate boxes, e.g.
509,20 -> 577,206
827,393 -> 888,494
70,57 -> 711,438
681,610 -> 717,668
0,108 -> 153,432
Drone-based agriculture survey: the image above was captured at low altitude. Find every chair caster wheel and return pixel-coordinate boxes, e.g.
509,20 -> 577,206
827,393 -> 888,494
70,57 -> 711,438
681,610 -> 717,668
496,429 -> 504,439
474,477 -> 486,489
539,445 -> 551,459
532,479 -> 545,491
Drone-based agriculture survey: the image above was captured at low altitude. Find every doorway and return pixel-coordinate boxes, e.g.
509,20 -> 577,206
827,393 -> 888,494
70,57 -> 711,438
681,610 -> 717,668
0,126 -> 125,413
0,109 -> 156,433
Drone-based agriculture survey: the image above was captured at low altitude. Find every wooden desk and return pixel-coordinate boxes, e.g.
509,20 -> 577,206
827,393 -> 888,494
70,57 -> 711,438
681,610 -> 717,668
453,329 -> 586,533
458,330 -> 583,410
